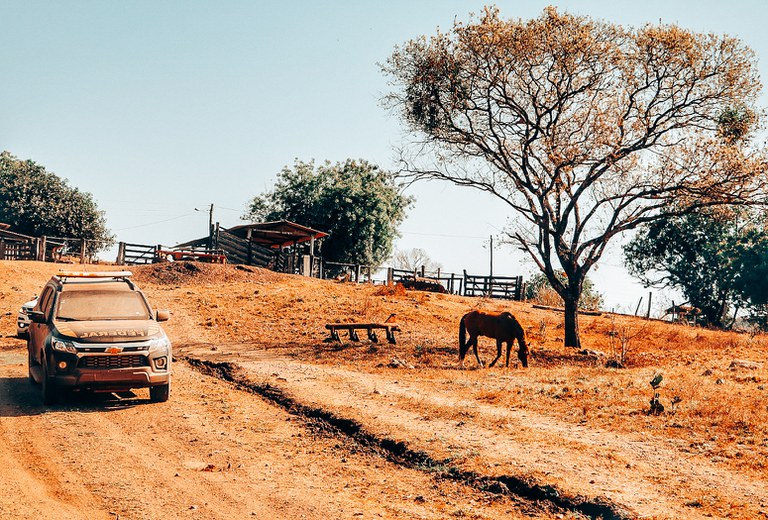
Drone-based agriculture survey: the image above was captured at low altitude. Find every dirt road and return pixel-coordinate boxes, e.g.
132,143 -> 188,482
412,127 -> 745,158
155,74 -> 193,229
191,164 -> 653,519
0,341 -> 577,520
7,338 -> 767,520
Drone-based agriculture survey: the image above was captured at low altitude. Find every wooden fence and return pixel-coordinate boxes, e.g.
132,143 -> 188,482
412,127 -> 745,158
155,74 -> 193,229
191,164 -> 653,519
463,270 -> 524,300
116,242 -> 157,265
0,236 -> 95,263
0,239 -> 37,261
324,261 -> 373,282
40,237 -> 90,263
113,240 -> 523,303
116,234 -> 281,269
387,267 -> 463,294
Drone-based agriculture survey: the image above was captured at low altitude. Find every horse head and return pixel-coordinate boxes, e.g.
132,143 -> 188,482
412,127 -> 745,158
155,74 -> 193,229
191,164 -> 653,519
517,339 -> 529,368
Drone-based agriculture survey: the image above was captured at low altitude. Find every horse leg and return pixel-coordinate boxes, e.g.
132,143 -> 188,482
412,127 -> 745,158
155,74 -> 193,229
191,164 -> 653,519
471,335 -> 484,367
505,340 -> 512,367
459,336 -> 472,369
489,338 -> 502,367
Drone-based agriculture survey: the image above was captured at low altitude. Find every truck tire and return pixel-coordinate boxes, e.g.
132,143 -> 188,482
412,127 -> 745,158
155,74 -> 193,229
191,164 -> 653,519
28,349 -> 36,384
41,358 -> 58,405
149,383 -> 170,403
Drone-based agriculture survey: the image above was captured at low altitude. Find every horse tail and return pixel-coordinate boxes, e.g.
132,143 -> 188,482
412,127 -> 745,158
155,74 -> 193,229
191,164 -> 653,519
459,315 -> 467,357
513,316 -> 529,367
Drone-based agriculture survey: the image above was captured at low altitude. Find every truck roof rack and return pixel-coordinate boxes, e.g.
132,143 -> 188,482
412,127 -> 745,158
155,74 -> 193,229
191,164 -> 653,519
55,271 -> 134,279
53,271 -> 136,290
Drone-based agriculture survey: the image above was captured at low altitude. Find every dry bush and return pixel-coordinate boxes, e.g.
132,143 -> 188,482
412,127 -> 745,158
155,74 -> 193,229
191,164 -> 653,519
606,317 -> 648,367
413,343 -> 440,367
531,286 -> 563,307
355,295 -> 383,320
372,282 -> 407,297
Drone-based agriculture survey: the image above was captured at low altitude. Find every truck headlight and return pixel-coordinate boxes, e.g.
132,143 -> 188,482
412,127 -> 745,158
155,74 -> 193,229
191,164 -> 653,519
148,337 -> 170,351
52,339 -> 77,354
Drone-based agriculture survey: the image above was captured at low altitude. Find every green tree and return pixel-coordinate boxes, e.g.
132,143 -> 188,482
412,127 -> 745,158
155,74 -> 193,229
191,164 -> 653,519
624,208 -> 768,328
0,151 -> 113,253
383,7 -> 765,348
244,159 -> 411,266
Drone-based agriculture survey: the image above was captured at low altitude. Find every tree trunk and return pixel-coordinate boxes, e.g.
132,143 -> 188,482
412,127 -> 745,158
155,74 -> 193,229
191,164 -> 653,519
564,295 -> 581,349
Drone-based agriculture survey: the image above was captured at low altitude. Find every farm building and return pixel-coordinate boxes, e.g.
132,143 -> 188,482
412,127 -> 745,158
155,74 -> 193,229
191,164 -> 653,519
117,220 -> 329,275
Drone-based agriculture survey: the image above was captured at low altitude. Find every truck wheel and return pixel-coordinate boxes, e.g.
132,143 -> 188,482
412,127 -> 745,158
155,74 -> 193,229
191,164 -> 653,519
149,383 -> 170,403
28,349 -> 37,384
41,358 -> 58,405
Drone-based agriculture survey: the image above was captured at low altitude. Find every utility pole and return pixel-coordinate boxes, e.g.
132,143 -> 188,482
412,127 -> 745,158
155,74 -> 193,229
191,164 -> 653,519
489,235 -> 494,278
207,203 -> 214,238
488,235 -> 494,297
195,204 -> 214,248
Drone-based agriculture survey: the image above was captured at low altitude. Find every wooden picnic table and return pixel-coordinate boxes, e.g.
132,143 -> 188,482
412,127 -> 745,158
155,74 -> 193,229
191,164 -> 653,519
325,322 -> 400,344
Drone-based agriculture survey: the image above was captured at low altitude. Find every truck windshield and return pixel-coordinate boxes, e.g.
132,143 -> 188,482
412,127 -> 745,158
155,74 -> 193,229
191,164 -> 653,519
55,291 -> 152,321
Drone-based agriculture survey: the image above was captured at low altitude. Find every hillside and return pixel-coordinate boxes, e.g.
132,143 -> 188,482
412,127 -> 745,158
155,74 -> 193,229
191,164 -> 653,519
1,260 -> 767,519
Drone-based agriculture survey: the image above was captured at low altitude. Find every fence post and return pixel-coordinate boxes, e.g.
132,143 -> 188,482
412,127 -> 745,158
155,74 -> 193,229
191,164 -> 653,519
116,242 -> 125,265
646,292 -> 652,319
463,270 -> 468,296
80,239 -> 86,264
0,239 -> 5,260
387,267 -> 393,285
40,236 -> 47,261
355,264 -> 361,283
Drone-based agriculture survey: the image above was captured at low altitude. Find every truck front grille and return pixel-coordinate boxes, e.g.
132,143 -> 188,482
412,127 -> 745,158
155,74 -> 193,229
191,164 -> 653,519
78,355 -> 149,369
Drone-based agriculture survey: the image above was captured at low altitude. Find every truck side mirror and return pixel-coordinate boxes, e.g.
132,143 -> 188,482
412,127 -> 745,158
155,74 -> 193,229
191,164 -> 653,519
156,309 -> 171,322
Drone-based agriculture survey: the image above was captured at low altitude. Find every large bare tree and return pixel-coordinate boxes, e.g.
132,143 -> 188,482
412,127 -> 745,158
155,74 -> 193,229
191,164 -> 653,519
383,7 -> 766,348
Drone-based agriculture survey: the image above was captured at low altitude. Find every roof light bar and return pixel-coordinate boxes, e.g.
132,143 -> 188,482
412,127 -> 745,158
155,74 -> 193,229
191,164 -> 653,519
56,271 -> 133,279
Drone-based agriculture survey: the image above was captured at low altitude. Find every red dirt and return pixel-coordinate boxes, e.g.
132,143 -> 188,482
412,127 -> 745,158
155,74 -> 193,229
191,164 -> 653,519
1,260 -> 767,519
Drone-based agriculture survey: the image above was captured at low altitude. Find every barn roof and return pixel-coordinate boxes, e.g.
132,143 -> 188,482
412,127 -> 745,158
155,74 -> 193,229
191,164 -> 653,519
227,220 -> 329,249
0,224 -> 35,242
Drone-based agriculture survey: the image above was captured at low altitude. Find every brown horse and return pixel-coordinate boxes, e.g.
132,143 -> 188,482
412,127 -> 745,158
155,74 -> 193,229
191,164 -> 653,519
459,310 -> 528,368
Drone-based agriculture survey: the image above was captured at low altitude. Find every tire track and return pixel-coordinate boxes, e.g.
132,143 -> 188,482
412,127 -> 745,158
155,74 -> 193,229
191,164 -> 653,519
186,357 -> 633,520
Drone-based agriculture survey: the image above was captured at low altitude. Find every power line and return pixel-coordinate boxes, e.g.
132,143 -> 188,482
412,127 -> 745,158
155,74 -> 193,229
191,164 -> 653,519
401,230 -> 486,239
114,212 -> 196,231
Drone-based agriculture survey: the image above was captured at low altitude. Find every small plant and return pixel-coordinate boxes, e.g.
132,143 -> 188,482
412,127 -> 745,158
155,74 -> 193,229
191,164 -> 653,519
607,317 -> 645,368
413,343 -> 436,366
649,373 -> 665,415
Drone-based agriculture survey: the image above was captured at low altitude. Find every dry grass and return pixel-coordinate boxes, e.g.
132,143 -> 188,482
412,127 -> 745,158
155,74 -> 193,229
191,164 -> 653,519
3,260 -> 768,482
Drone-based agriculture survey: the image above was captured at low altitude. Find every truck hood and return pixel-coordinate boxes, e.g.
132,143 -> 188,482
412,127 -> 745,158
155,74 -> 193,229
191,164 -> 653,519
53,320 -> 164,343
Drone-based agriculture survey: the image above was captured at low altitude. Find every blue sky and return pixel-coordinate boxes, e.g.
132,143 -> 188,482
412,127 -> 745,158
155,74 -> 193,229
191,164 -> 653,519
2,1 -> 767,312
